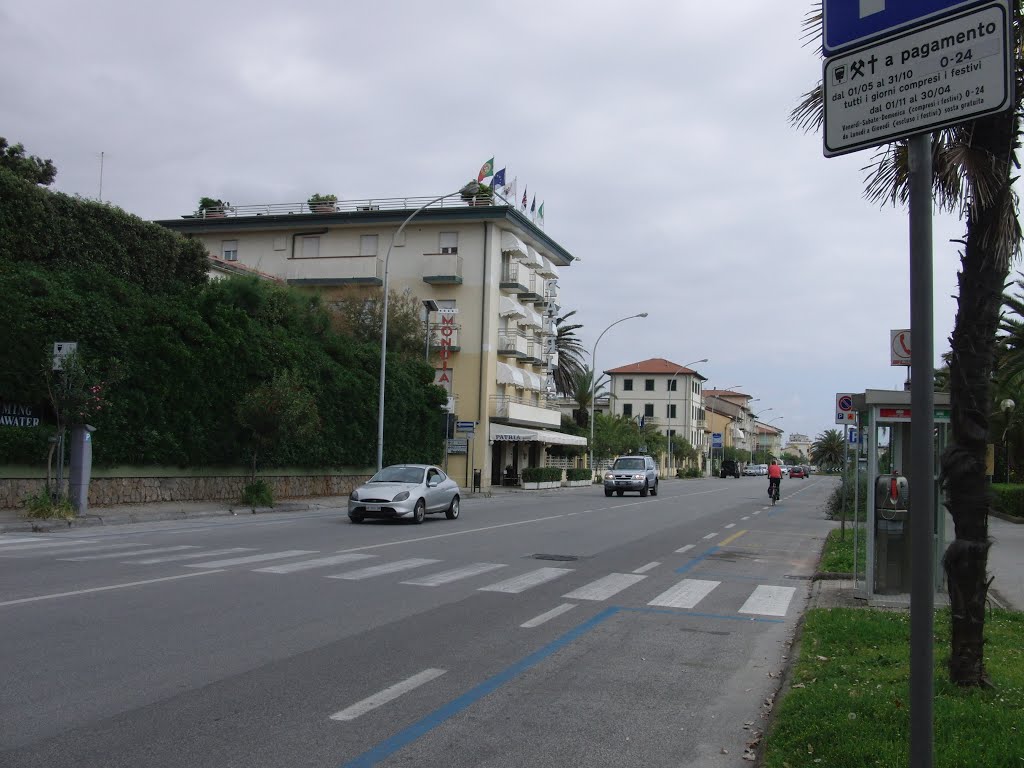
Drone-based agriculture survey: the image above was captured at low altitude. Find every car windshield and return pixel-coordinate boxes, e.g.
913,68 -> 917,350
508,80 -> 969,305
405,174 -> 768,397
369,466 -> 424,484
613,458 -> 645,470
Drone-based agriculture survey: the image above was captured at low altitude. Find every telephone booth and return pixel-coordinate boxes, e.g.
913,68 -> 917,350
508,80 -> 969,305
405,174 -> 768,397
851,389 -> 952,598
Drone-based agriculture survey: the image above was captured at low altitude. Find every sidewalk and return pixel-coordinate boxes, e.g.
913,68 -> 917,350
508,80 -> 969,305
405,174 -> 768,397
988,514 -> 1024,611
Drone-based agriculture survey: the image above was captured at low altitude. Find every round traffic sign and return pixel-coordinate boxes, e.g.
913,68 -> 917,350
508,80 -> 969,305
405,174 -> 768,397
838,395 -> 854,411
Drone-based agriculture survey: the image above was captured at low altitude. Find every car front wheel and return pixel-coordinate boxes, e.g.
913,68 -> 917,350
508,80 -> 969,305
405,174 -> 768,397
650,480 -> 658,497
349,513 -> 364,524
445,495 -> 460,520
604,489 -> 613,497
640,482 -> 649,497
411,499 -> 426,524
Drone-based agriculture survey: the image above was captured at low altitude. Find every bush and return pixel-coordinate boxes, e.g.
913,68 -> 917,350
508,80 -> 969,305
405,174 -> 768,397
991,483 -> 1024,518
676,466 -> 702,478
522,466 -> 563,483
22,487 -> 74,520
241,479 -> 273,508
825,471 -> 867,522
566,467 -> 591,481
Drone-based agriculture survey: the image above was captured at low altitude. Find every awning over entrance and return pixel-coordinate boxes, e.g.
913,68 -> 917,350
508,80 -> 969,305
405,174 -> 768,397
489,423 -> 588,446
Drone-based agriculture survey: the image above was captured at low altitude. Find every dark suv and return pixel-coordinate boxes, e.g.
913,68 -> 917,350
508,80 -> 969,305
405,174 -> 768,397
603,455 -> 659,497
720,459 -> 740,478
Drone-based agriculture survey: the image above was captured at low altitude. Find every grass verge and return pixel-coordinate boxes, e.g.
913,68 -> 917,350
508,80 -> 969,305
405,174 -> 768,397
819,526 -> 866,574
763,607 -> 1024,767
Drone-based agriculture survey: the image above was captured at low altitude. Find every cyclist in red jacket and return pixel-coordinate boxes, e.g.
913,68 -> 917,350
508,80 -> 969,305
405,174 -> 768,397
767,460 -> 782,500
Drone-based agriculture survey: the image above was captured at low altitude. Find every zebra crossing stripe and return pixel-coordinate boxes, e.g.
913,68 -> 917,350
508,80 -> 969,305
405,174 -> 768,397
0,541 -> 129,555
647,579 -> 720,609
521,603 -> 576,628
738,585 -> 796,617
254,553 -> 375,574
563,573 -> 646,601
130,548 -> 255,565
479,567 -> 573,594
60,546 -> 200,562
185,550 -> 318,569
401,563 -> 506,587
327,558 -> 440,581
330,668 -> 446,722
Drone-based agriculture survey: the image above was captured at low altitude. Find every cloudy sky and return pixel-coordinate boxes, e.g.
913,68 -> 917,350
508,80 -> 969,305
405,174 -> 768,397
3,1 -> 974,442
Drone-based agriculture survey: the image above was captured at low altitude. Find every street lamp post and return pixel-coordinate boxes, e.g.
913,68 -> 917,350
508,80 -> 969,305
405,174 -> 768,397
666,358 -> 708,474
377,182 -> 480,470
750,407 -> 772,464
761,415 -> 784,459
422,299 -> 439,361
1001,398 -> 1015,482
589,313 -> 649,478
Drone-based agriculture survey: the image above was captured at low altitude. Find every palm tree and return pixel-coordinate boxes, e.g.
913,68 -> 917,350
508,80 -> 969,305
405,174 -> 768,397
792,6 -> 1024,687
810,428 -> 845,472
552,310 -> 587,394
569,366 -> 609,428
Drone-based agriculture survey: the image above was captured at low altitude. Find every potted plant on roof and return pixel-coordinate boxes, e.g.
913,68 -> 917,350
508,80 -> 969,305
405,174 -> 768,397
461,182 -> 493,207
198,197 -> 230,218
308,193 -> 337,213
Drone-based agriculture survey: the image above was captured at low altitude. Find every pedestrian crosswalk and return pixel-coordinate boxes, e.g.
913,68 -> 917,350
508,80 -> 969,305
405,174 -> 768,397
0,535 -> 800,618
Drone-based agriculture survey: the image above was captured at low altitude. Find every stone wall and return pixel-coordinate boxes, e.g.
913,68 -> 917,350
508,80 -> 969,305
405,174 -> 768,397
0,473 -> 371,510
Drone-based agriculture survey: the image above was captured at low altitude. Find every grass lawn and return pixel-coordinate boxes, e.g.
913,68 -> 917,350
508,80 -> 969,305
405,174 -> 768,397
763,608 -> 1024,767
819,526 -> 866,574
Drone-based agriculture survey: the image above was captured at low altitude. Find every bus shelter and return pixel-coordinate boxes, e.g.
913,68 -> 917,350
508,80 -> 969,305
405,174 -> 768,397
851,389 -> 952,599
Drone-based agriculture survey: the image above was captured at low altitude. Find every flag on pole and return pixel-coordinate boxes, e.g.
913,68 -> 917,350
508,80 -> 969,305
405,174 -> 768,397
538,202 -> 545,222
506,177 -> 517,204
530,196 -> 536,214
477,157 -> 494,182
492,168 -> 506,189
521,186 -> 528,210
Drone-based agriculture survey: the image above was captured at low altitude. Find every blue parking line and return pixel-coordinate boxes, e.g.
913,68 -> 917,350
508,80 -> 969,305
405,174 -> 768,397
675,545 -> 719,574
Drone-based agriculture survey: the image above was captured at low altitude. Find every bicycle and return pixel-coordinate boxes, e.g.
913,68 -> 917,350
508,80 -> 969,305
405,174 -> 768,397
768,480 -> 780,506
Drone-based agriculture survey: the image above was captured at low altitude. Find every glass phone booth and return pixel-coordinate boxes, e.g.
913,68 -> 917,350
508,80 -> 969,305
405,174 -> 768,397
852,389 -> 952,599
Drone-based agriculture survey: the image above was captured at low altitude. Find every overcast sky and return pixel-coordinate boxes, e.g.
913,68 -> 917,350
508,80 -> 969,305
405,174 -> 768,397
3,1 -> 977,442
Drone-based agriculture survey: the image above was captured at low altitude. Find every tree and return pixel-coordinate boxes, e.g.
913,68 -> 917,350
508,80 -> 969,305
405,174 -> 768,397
568,366 -> 609,428
593,413 -> 641,461
237,370 -> 320,484
792,6 -> 1024,688
0,137 -> 56,185
327,286 -> 427,359
672,437 -> 698,465
810,429 -> 845,473
552,309 -> 587,394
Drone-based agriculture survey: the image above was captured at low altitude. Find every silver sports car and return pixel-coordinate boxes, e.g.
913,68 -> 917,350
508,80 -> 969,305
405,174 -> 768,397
348,464 -> 461,524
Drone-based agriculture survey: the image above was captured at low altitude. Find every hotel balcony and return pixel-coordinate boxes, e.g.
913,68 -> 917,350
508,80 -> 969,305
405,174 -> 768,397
500,263 -> 528,294
429,323 -> 461,352
490,395 -> 562,429
286,256 -> 383,286
422,253 -> 464,285
517,273 -> 544,303
497,332 -> 529,359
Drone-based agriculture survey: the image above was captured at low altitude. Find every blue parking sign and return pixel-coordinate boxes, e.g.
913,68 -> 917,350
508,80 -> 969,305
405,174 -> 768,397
823,0 -> 987,54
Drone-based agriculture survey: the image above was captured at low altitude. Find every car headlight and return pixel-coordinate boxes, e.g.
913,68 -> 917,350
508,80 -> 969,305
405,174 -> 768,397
393,491 -> 410,502
633,473 -> 644,480
349,490 -> 359,500
604,473 -> 614,480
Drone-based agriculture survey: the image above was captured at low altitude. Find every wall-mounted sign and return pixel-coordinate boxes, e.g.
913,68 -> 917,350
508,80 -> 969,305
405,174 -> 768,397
0,401 -> 43,427
446,438 -> 468,454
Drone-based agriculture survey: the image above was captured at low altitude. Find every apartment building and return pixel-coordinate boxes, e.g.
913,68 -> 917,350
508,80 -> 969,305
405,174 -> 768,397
603,358 -> 707,473
156,193 -> 586,490
784,432 -> 813,459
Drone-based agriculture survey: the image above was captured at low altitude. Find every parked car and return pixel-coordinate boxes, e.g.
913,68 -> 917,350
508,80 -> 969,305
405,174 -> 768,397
604,455 -> 659,497
789,466 -> 807,479
757,464 -> 769,475
720,459 -> 741,479
742,464 -> 759,476
348,464 -> 460,524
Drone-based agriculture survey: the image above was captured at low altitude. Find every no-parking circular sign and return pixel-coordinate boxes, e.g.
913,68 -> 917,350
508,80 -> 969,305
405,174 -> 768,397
836,393 -> 856,424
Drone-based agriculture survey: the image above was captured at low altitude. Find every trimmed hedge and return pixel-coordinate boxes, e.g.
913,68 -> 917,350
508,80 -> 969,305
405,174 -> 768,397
991,483 -> 1024,518
566,467 -> 592,481
522,466 -> 563,483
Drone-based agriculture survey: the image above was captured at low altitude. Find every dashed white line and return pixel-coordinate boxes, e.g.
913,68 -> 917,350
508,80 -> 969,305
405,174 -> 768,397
521,603 -> 576,628
741,516 -> 750,521
130,548 -> 254,564
632,561 -> 660,574
702,533 -> 718,540
0,570 -> 226,608
329,668 -> 446,722
675,545 -> 695,554
724,523 -> 736,529
60,546 -> 200,562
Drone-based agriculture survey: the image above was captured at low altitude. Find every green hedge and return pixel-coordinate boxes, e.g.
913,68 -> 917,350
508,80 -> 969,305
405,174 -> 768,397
991,483 -> 1024,518
522,466 -> 563,483
566,467 -> 591,481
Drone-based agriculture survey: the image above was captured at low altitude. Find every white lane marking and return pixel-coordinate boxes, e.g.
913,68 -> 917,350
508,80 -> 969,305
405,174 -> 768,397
0,536 -> 48,543
327,558 -> 440,581
702,533 -> 718,540
566,512 -> 579,516
563,573 -> 646,601
329,668 -> 446,722
479,567 -> 573,594
724,523 -> 736,529
254,553 -> 374,574
0,570 -> 226,608
521,603 -> 576,628
632,561 -> 660,574
185,550 -> 318,568
739,585 -> 797,617
0,541 -> 130,555
60,546 -> 199,562
753,511 -> 761,515
334,514 -> 569,554
741,516 -> 750,520
675,544 -> 695,554
129,548 -> 255,564
401,562 -> 506,586
648,579 -> 721,609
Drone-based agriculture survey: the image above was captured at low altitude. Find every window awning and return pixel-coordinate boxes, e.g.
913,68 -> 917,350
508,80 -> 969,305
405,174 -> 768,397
499,295 -> 527,318
489,423 -> 588,446
496,361 -> 526,388
522,370 -> 542,391
500,232 -> 528,261
524,246 -> 544,270
537,256 -> 559,279
523,306 -> 544,329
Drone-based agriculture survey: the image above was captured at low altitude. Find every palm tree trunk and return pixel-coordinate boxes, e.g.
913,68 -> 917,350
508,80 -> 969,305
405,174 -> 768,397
941,110 -> 1016,688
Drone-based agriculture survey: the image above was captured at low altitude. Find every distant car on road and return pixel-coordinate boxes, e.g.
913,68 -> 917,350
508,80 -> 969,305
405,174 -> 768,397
604,455 -> 659,497
720,459 -> 740,479
742,464 -> 759,476
348,464 -> 460,524
789,466 -> 807,479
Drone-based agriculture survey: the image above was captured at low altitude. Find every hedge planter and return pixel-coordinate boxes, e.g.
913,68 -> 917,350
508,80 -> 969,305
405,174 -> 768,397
562,480 -> 591,488
523,481 -> 560,490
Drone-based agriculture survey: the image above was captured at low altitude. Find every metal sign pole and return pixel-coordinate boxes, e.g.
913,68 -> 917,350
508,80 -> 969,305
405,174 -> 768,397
908,131 -> 935,768
853,416 -> 861,582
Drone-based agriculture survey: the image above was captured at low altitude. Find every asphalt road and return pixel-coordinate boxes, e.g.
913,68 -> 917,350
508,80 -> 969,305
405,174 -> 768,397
0,475 -> 837,768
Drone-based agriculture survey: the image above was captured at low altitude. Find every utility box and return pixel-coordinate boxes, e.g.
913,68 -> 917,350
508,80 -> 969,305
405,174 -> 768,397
69,424 -> 96,516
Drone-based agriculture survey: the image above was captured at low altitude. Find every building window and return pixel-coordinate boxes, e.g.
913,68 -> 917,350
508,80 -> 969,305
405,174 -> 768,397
668,379 -> 677,392
440,231 -> 458,254
667,404 -> 676,419
623,379 -> 633,391
301,236 -> 320,258
644,403 -> 654,418
222,240 -> 238,262
360,234 -> 378,256
623,403 -> 633,418
645,379 -> 655,391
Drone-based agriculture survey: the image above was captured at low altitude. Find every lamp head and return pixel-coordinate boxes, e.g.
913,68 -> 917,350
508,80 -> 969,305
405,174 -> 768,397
1002,398 -> 1016,414
638,312 -> 649,318
422,299 -> 439,312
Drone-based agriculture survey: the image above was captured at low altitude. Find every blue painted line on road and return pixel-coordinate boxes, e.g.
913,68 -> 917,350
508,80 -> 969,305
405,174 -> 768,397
674,546 -> 719,574
340,606 -> 621,768
623,606 -> 785,624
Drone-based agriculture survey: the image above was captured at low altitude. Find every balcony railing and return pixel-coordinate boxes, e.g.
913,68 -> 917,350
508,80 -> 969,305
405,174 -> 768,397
430,323 -> 460,351
286,256 -> 383,286
423,253 -> 463,284
490,395 -> 562,428
497,333 -> 529,358
189,194 -> 508,219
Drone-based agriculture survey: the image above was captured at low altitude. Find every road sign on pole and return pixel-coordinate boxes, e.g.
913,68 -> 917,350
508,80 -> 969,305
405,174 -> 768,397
891,329 -> 912,366
824,0 -> 989,55
836,393 -> 856,424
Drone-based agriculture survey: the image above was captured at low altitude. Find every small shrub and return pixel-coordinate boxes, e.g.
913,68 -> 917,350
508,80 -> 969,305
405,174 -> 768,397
825,471 -> 867,522
241,479 -> 273,508
991,483 -> 1024,518
676,466 -> 702,478
566,467 -> 592,482
22,487 -> 75,520
521,466 -> 563,483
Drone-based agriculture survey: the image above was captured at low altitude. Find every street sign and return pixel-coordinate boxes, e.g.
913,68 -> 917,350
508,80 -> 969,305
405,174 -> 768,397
824,1 -> 1011,157
836,393 -> 857,424
824,0 -> 987,55
848,427 -> 860,444
891,329 -> 912,366
52,341 -> 78,371
446,438 -> 468,454
711,432 -> 723,449
455,421 -> 476,434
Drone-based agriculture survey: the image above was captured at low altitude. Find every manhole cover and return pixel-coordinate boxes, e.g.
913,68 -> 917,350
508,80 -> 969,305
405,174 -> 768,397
532,554 -> 579,561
